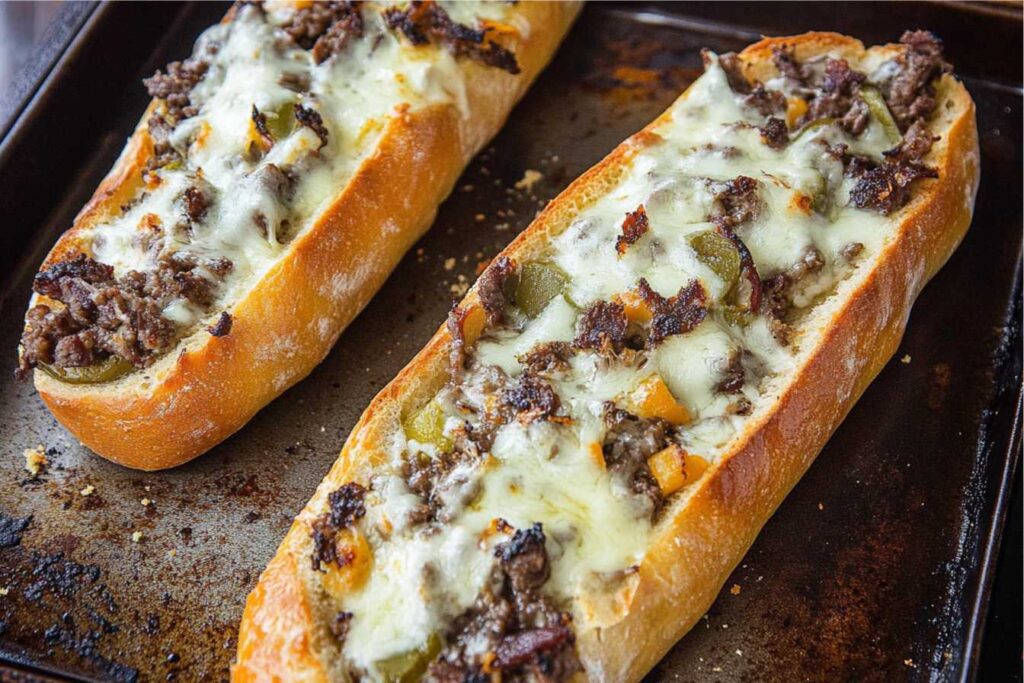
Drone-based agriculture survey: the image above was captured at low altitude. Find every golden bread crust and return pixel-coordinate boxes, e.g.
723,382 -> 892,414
28,1 -> 582,470
234,31 -> 979,681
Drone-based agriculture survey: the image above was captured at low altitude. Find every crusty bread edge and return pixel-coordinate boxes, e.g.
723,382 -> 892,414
233,32 -> 980,682
28,1 -> 582,471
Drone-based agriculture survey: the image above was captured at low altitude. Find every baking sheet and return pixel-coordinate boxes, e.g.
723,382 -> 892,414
0,2 -> 1020,681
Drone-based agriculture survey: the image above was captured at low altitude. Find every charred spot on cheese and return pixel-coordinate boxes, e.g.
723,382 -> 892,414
573,300 -> 629,355
331,610 -> 354,644
501,375 -> 564,425
615,205 -> 650,256
636,278 -> 708,348
383,1 -> 521,74
311,482 -> 367,572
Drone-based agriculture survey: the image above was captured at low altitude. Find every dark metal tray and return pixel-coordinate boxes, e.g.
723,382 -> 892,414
0,2 -> 1019,681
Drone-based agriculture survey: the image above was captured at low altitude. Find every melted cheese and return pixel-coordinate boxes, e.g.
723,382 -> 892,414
89,1 -> 513,335
341,50 -> 913,675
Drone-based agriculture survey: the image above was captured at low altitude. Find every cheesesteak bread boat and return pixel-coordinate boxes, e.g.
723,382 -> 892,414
235,31 -> 978,681
14,1 -> 580,470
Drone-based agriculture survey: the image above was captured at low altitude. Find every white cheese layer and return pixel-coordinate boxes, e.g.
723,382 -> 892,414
89,1 -> 515,335
341,51 -> 909,676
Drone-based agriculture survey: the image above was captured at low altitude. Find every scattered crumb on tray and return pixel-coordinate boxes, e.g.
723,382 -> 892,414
0,586 -> 8,596
443,257 -> 456,271
901,354 -> 912,364
730,584 -> 741,596
141,498 -> 152,507
23,445 -> 47,477
80,484 -> 95,497
514,169 -> 543,192
131,531 -> 144,543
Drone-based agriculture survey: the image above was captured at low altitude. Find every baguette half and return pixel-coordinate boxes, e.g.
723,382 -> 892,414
16,1 -> 581,470
234,31 -> 979,681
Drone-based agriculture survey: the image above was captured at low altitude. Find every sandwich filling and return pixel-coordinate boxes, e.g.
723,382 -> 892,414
17,0 -> 523,382
308,32 -> 955,682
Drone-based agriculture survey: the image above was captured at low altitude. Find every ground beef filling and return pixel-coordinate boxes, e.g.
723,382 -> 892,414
717,31 -> 952,216
635,278 -> 708,348
280,0 -> 365,64
384,1 -> 520,75
17,253 -> 232,379
425,524 -> 581,683
602,404 -> 671,518
144,58 -> 209,123
310,482 -> 367,572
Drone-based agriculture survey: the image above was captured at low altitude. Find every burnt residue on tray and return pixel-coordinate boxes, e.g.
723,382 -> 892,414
0,2 -> 1021,681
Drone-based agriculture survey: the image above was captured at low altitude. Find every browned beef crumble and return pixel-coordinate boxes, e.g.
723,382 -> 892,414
708,175 -> 761,229
807,59 -> 870,136
17,253 -> 232,379
384,1 -> 521,74
771,45 -> 806,84
182,185 -> 210,224
294,104 -> 330,148
883,118 -> 937,164
713,50 -> 785,116
281,0 -> 364,64
144,58 -> 209,123
330,611 -> 353,643
477,256 -> 516,325
615,205 -> 650,255
145,115 -> 181,174
848,160 -> 937,215
883,30 -> 952,131
717,351 -> 746,394
517,341 -> 573,376
759,116 -> 790,150
636,278 -> 708,348
425,523 -> 581,682
572,300 -> 627,355
207,312 -> 233,337
278,71 -> 311,93
841,241 -> 865,262
402,446 -> 482,525
251,105 -> 274,148
310,482 -> 367,572
501,375 -> 563,425
602,403 -> 669,517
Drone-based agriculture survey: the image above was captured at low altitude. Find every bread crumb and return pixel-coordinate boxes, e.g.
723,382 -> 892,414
24,445 -> 47,477
818,502 -> 825,510
450,282 -> 469,296
474,213 -> 486,222
904,659 -> 915,667
131,531 -> 143,543
901,354 -> 912,364
730,584 -> 741,595
712,667 -> 722,673
443,257 -> 456,271
0,587 -> 8,596
736,650 -> 743,657
141,498 -> 152,507
514,169 -> 543,192
80,485 -> 95,497
461,184 -> 474,192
